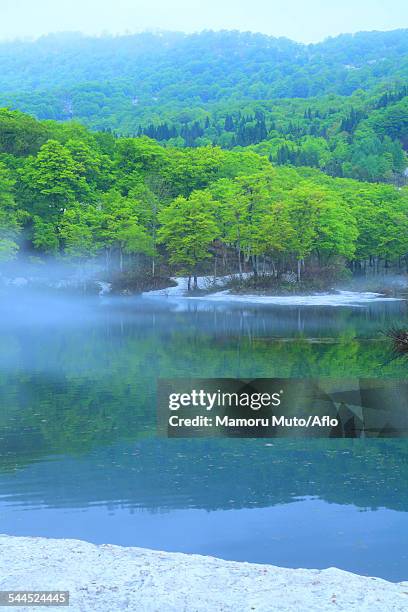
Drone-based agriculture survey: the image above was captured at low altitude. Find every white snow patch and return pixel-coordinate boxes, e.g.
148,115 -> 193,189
95,281 -> 112,296
142,276 -> 403,307
0,535 -> 407,612
142,274 -> 246,297
194,289 -> 402,307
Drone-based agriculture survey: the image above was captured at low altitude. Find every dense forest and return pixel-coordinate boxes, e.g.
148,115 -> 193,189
0,30 -> 408,184
0,108 -> 408,288
0,30 -> 408,289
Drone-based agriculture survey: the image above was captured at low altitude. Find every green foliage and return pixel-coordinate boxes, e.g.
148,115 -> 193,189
0,161 -> 21,260
0,238 -> 18,261
32,217 -> 60,254
21,139 -> 88,218
59,204 -> 100,259
0,108 -> 51,156
1,30 -> 408,124
1,31 -> 408,183
158,191 -> 219,281
0,108 -> 407,282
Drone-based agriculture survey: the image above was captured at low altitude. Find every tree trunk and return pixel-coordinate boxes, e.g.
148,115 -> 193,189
105,248 -> 110,273
193,274 -> 198,290
297,259 -> 301,282
271,259 -> 276,277
188,275 -> 191,291
252,255 -> 258,277
238,244 -> 242,280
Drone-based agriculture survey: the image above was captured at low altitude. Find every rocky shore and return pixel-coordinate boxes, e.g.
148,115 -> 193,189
0,535 -> 407,611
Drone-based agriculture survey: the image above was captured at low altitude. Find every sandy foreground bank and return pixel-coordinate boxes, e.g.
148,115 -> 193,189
0,536 -> 407,611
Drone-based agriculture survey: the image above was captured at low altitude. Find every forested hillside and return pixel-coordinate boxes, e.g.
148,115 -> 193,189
1,109 -> 408,288
0,30 -> 407,183
1,30 -> 408,112
0,30 -> 408,288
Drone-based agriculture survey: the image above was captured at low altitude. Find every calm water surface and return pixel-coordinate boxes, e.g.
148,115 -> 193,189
0,290 -> 407,581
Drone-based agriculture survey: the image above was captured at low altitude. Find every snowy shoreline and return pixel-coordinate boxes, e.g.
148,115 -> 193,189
1,535 -> 407,611
1,271 -> 405,306
142,275 -> 404,307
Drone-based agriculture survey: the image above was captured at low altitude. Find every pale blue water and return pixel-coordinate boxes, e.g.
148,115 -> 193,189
0,291 -> 407,581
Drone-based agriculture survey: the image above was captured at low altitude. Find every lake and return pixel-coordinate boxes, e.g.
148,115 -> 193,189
0,290 -> 407,581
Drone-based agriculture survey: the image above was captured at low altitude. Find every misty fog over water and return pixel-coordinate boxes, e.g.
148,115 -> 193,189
0,285 -> 407,580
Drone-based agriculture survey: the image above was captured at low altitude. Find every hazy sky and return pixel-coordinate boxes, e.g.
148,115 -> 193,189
2,0 -> 408,43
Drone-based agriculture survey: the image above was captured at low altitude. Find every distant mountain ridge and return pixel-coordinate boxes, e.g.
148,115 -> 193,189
0,29 -> 407,109
0,29 -> 407,184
